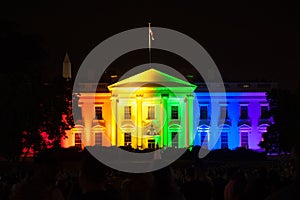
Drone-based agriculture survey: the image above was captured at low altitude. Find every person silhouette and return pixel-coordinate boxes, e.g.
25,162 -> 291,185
151,165 -> 186,200
265,142 -> 300,200
10,150 -> 64,200
77,152 -> 118,200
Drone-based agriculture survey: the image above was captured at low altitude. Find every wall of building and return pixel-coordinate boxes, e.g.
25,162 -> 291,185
62,91 -> 271,151
195,92 -> 271,150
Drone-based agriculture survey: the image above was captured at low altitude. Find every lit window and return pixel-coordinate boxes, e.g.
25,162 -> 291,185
200,106 -> 208,119
95,132 -> 102,146
75,133 -> 82,149
171,132 -> 179,148
95,106 -> 103,120
240,132 -> 248,148
195,132 -> 201,146
124,106 -> 131,120
124,132 -> 131,146
220,132 -> 228,149
147,106 -> 155,119
171,106 -> 179,119
200,131 -> 208,148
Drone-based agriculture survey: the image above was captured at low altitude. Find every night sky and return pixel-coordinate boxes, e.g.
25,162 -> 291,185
1,0 -> 299,91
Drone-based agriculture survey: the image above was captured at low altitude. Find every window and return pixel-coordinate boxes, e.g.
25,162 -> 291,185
148,139 -> 156,149
147,106 -> 155,119
95,132 -> 102,146
240,106 -> 248,119
95,106 -> 103,120
258,125 -> 268,140
200,106 -> 208,119
75,133 -> 82,149
220,132 -> 228,149
260,106 -> 269,119
124,106 -> 131,120
171,106 -> 179,119
171,132 -> 179,148
240,132 -> 248,148
124,132 -> 131,146
195,132 -> 201,146
200,131 -> 208,148
220,106 -> 228,119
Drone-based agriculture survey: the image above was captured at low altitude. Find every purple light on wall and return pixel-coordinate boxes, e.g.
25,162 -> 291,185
195,92 -> 272,150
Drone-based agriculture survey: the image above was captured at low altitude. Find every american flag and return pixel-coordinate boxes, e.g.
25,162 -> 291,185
149,27 -> 154,40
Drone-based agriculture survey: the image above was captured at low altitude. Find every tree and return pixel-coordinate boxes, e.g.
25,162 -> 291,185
259,124 -> 280,155
0,21 -> 79,160
21,77 -> 78,160
0,21 -> 45,160
259,88 -> 300,155
40,78 -> 76,149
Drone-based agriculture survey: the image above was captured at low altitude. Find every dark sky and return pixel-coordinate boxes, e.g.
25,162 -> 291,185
1,0 -> 300,90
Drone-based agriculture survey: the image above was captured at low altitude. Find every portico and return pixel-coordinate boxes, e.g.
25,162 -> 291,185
107,68 -> 197,149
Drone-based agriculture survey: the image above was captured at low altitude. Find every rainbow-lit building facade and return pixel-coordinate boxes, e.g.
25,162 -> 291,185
195,91 -> 272,150
62,67 -> 274,151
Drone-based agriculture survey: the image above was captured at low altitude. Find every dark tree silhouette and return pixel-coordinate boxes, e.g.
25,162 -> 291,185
259,88 -> 300,155
259,125 -> 280,155
0,21 -> 77,160
0,21 -> 45,160
38,77 -> 76,149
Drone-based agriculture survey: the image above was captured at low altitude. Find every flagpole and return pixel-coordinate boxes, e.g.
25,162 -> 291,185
148,22 -> 151,67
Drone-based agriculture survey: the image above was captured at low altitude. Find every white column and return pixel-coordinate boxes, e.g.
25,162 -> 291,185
136,94 -> 143,149
111,95 -> 118,146
186,94 -> 194,147
162,94 -> 169,147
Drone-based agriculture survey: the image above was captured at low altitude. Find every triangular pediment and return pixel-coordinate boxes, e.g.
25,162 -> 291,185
108,68 -> 196,90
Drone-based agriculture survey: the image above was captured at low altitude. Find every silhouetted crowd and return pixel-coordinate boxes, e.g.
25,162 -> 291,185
1,146 -> 300,200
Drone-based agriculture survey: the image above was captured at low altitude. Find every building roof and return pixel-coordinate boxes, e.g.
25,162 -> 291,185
108,68 -> 197,90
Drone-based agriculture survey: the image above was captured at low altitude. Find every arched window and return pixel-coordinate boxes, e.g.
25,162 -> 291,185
95,132 -> 102,146
171,132 -> 179,148
220,132 -> 228,149
92,125 -> 106,147
168,124 -> 181,148
75,133 -> 82,149
239,124 -> 251,149
120,122 -> 135,147
72,125 -> 84,149
240,132 -> 248,148
124,132 -> 132,146
196,125 -> 210,148
258,124 -> 269,141
218,124 -> 231,149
